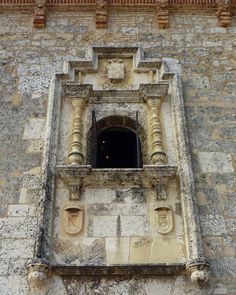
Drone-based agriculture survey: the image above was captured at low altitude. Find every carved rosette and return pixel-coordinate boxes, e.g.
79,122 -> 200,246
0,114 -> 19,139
186,258 -> 210,284
27,258 -> 50,288
157,0 -> 169,29
33,0 -> 46,29
217,0 -> 232,27
96,0 -> 108,29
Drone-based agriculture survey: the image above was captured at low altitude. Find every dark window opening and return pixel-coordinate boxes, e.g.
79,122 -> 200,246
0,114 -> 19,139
96,127 -> 142,168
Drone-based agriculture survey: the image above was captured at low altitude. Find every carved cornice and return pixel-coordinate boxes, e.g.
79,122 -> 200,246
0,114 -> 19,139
0,0 -> 235,28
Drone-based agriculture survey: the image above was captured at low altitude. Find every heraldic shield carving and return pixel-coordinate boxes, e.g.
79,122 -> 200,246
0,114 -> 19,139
107,59 -> 125,80
154,206 -> 173,234
63,204 -> 84,235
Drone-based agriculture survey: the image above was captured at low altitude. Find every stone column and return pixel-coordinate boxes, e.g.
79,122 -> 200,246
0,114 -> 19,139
68,98 -> 87,165
147,97 -> 166,165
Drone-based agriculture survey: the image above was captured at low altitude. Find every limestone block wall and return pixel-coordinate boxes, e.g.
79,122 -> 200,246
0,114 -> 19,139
0,9 -> 236,295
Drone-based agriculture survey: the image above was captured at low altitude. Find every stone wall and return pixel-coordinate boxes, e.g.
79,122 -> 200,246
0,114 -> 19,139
0,8 -> 236,294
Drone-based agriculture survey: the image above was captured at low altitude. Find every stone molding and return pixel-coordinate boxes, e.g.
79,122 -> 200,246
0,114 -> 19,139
34,46 -> 209,285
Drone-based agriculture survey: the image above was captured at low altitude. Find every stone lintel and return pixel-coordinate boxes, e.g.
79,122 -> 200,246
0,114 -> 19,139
52,263 -> 186,276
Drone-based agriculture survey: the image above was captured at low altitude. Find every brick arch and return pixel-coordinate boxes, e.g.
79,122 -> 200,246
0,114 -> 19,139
87,115 -> 148,166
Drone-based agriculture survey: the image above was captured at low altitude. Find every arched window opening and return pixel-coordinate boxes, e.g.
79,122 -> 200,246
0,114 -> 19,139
88,114 -> 147,168
96,127 -> 142,168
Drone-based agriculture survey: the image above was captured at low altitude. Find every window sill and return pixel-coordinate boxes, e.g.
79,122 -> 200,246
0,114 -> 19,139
56,165 -> 177,187
52,263 -> 185,276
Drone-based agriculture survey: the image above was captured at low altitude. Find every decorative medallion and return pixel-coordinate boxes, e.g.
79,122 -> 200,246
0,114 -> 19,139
63,203 -> 84,235
154,205 -> 173,234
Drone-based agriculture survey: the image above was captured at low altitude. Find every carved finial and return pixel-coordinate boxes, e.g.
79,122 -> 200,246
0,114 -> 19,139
157,0 -> 169,29
27,258 -> 50,288
216,0 -> 231,27
96,0 -> 108,29
186,258 -> 210,284
33,0 -> 46,29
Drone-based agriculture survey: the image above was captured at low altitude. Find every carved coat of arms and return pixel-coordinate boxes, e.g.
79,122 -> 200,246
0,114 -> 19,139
63,204 -> 84,235
107,59 -> 125,80
154,205 -> 173,234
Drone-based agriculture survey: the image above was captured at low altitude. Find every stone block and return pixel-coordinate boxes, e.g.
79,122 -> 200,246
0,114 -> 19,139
0,218 -> 29,238
0,276 -> 29,295
23,174 -> 42,189
120,216 -> 145,236
149,237 -> 186,263
200,215 -> 227,236
23,118 -> 45,140
93,216 -> 118,237
0,239 -> 34,258
8,258 -> 28,276
19,188 -> 40,204
0,259 -> 9,275
106,237 -> 130,264
82,188 -> 115,204
27,139 -> 44,153
197,152 -> 234,173
130,237 -> 152,263
8,204 -> 36,217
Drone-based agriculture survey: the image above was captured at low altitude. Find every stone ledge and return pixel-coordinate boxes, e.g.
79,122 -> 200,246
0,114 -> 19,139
56,165 -> 177,187
52,263 -> 186,276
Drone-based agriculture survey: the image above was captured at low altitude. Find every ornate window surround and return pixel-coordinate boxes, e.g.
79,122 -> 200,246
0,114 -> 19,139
27,47 -> 210,288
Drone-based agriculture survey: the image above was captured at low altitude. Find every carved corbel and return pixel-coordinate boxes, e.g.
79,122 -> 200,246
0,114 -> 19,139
157,0 -> 169,29
96,0 -> 108,29
186,258 -> 210,284
217,0 -> 232,27
33,0 -> 46,29
69,185 -> 81,200
27,258 -> 50,288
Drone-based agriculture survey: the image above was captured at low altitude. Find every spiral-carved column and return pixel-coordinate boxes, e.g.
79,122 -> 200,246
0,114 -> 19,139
68,98 -> 87,165
147,97 -> 166,165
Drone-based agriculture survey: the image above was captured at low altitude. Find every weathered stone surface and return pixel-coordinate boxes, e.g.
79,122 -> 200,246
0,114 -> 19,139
197,152 -> 234,173
0,8 -> 236,295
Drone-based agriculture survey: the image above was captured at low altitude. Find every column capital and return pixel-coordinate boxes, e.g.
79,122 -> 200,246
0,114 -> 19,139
139,84 -> 168,101
64,84 -> 93,99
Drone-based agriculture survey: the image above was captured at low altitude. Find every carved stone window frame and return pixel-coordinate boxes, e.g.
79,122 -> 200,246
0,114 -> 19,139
27,47 -> 209,287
